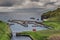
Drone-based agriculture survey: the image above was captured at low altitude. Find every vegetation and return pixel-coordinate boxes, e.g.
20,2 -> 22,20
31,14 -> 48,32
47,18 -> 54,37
42,8 -> 60,30
41,8 -> 60,21
0,21 -> 11,40
42,8 -> 60,40
19,30 -> 60,40
43,21 -> 60,30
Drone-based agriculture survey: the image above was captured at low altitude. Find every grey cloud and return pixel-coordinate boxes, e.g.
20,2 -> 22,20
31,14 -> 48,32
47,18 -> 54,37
0,0 -> 60,8
31,0 -> 39,2
0,0 -> 14,6
0,1 -> 13,6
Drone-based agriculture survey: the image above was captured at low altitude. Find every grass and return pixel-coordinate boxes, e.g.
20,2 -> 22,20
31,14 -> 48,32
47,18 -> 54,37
0,21 -> 11,40
19,30 -> 60,40
43,21 -> 60,30
45,16 -> 60,21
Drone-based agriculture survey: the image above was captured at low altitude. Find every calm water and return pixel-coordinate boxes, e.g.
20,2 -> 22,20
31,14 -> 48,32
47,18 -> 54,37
11,36 -> 31,40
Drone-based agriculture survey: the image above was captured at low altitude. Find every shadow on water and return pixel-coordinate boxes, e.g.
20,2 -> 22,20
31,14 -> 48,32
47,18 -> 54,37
11,32 -> 32,40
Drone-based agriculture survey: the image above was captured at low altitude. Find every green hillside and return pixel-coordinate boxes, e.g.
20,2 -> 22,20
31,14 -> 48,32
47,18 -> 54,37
42,8 -> 60,21
0,21 -> 11,40
42,8 -> 60,30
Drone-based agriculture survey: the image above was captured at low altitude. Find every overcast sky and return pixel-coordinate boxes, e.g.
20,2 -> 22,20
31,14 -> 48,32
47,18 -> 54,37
0,0 -> 60,7
0,0 -> 60,12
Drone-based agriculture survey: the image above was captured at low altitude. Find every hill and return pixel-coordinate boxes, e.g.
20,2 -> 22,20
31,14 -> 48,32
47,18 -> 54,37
43,8 -> 60,30
0,21 -> 11,40
41,8 -> 60,21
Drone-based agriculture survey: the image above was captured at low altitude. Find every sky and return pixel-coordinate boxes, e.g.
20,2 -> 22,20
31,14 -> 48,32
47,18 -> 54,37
0,0 -> 60,7
0,0 -> 60,12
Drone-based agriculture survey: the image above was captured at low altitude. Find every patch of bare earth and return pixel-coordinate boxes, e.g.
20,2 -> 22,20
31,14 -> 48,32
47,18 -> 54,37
48,34 -> 60,40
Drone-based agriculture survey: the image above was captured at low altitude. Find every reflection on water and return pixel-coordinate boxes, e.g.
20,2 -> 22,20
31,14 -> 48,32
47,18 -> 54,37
11,36 -> 31,40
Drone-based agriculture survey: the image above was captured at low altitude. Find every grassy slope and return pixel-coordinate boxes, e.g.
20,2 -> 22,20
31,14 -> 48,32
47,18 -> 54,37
43,21 -> 60,30
0,21 -> 11,40
42,8 -> 60,21
43,8 -> 60,30
20,30 -> 60,40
